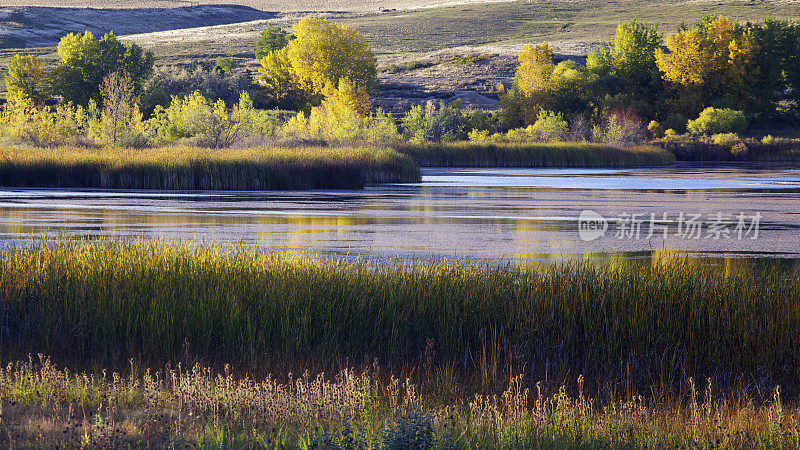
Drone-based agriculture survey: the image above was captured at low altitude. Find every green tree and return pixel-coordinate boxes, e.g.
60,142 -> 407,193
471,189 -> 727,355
255,27 -> 291,60
608,19 -> 662,86
4,54 -> 49,106
587,19 -> 663,119
49,31 -> 154,106
749,19 -> 800,115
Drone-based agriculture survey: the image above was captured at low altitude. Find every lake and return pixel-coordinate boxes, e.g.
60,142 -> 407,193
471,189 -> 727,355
2,164 -> 800,265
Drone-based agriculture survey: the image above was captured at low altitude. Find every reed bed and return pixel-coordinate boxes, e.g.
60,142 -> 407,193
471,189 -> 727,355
394,142 -> 676,167
1,240 -> 799,401
0,356 -> 797,448
0,146 -> 421,190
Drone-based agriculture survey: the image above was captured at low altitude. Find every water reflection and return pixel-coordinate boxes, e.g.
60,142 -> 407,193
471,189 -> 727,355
1,164 -> 800,265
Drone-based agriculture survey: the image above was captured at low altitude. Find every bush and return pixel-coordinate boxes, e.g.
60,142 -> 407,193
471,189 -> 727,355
592,111 -> 646,145
686,107 -> 748,136
712,133 -> 741,147
402,101 -> 464,143
383,409 -> 435,450
145,91 -> 250,148
529,110 -> 569,142
647,120 -> 665,138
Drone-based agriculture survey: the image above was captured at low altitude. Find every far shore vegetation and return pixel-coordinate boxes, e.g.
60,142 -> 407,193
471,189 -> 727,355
1,15 -> 800,180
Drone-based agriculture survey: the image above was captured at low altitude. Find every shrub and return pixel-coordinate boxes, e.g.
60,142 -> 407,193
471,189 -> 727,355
712,132 -> 741,147
145,91 -> 250,147
144,65 -> 257,111
592,111 -> 645,145
402,101 -> 464,143
529,110 -> 569,142
647,120 -> 665,138
664,128 -> 678,138
382,409 -> 435,450
731,142 -> 749,155
280,81 -> 399,145
686,107 -> 748,136
761,134 -> 775,144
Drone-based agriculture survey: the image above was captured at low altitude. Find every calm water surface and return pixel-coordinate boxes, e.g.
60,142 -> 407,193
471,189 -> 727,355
2,164 -> 800,264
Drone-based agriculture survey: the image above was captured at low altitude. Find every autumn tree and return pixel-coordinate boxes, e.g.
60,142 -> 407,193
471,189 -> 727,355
4,54 -> 49,106
608,19 -> 662,86
258,18 -> 377,111
99,71 -> 143,146
287,18 -> 377,94
49,31 -> 154,106
504,43 -> 594,125
655,16 -> 759,115
258,46 -> 311,110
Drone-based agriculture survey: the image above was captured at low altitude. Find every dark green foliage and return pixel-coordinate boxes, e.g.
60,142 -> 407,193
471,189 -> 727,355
49,32 -> 154,106
142,65 -> 260,109
749,18 -> 800,116
383,410 -> 435,450
255,26 -> 291,60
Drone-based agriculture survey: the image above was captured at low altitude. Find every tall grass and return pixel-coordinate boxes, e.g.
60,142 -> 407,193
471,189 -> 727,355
2,240 -> 799,399
0,146 -> 421,190
395,142 -> 676,167
1,356 -> 798,448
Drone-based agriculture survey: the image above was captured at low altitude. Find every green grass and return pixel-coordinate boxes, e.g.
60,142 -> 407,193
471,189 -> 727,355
395,142 -> 676,167
2,240 -> 799,399
0,145 -> 421,190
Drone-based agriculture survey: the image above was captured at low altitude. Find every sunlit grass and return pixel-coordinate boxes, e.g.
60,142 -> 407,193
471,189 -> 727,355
2,239 -> 799,399
0,145 -> 421,190
1,356 -> 798,448
396,142 -> 676,167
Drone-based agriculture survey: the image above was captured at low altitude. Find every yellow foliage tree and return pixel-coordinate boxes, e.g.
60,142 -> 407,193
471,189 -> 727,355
286,18 -> 377,95
258,46 -> 306,106
515,43 -> 554,98
655,16 -> 758,112
321,78 -> 371,117
5,54 -> 49,107
506,42 -> 594,125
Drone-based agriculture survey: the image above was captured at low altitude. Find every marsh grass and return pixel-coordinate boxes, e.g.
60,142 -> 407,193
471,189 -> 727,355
2,240 -> 799,401
395,142 -> 676,167
0,145 -> 421,190
1,356 -> 799,448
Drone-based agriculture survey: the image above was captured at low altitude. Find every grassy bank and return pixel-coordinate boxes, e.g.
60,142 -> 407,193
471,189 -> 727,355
1,356 -> 797,448
395,142 -> 676,167
2,240 -> 799,399
658,139 -> 800,162
0,146 -> 421,190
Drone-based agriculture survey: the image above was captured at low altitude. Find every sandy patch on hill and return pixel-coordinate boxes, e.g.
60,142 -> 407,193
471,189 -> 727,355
0,0 -> 513,13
